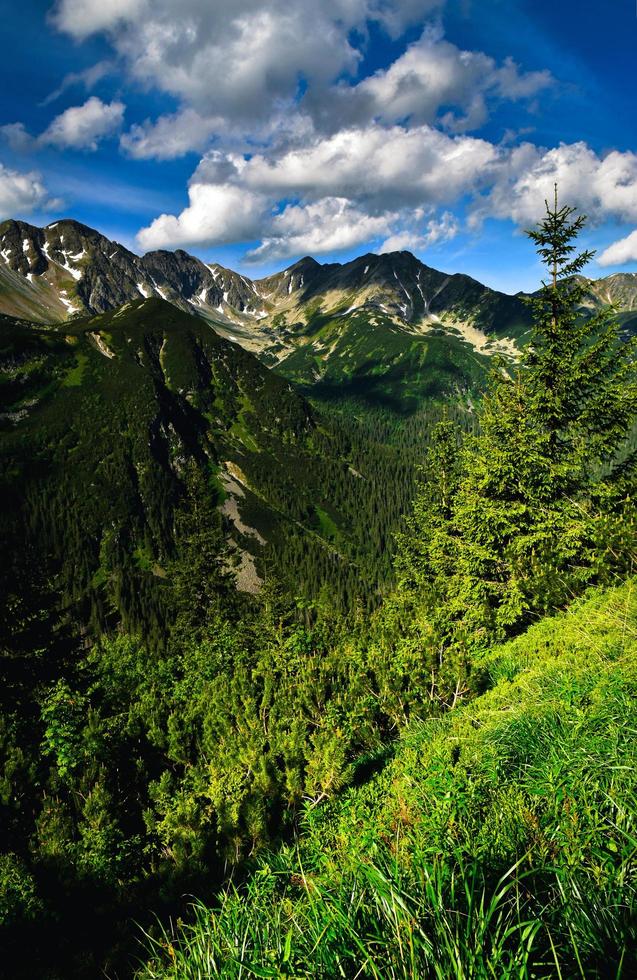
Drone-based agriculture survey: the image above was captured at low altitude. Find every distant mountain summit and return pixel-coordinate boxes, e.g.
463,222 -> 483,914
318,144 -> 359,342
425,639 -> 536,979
0,218 -> 257,325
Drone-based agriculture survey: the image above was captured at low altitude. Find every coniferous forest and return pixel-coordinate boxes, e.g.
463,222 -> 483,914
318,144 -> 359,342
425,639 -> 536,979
2,173 -> 637,980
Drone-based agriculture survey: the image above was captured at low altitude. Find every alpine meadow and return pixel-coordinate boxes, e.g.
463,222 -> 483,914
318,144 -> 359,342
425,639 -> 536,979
1,2 -> 637,978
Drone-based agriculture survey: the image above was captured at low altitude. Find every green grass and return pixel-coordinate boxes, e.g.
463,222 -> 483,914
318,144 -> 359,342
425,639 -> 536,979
139,581 -> 637,978
312,505 -> 340,541
62,351 -> 88,387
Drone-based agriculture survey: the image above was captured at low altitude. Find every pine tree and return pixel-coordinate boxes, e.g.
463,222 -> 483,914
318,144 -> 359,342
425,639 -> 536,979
397,188 -> 637,654
380,417 -> 470,713
524,185 -> 637,466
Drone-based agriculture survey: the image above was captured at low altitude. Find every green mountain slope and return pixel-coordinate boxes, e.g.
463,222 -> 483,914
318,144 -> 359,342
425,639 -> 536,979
273,301 -> 493,412
0,298 -> 431,649
0,221 -> 531,417
141,579 -> 637,978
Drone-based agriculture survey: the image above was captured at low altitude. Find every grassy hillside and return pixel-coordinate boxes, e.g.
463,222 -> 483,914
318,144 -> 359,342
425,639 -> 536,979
274,306 -> 490,414
2,201 -> 635,980
141,580 -> 637,978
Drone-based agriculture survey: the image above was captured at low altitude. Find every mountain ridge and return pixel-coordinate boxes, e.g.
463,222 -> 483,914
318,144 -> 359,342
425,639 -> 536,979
3,217 -> 636,415
0,217 -> 538,341
3,217 -> 635,326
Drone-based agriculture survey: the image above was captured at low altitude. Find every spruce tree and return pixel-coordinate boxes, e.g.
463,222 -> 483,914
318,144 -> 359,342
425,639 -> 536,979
524,185 -> 637,466
398,188 -> 637,655
384,416 -> 469,710
394,413 -> 462,616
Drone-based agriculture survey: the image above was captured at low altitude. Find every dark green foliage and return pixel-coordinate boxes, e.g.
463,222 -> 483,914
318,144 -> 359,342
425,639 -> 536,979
394,192 -> 637,658
169,464 -> 239,640
0,550 -> 445,976
0,854 -> 42,927
0,298 -> 463,655
277,307 -> 490,415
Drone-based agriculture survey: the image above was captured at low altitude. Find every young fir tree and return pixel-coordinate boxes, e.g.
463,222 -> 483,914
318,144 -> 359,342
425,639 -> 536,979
397,188 -> 637,655
394,413 -> 462,630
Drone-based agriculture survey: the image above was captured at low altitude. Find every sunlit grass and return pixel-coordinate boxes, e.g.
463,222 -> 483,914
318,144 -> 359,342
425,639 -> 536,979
139,581 -> 637,978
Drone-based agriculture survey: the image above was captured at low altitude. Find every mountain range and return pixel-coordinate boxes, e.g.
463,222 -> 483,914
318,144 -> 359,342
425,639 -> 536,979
3,217 -> 637,413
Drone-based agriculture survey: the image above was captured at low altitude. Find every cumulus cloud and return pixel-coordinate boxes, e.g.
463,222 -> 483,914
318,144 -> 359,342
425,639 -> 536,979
0,162 -> 56,218
379,210 -> 459,253
226,124 -> 497,208
136,122 -> 495,253
137,182 -> 267,250
40,96 -> 125,150
120,109 -> 223,160
473,141 -> 637,227
50,0 -> 144,40
135,122 -> 637,264
52,1 -> 442,140
54,0 -> 367,121
247,198 -> 395,261
598,230 -> 637,267
314,28 -> 553,133
49,0 -> 625,270
53,0 -> 441,47
52,0 -> 554,165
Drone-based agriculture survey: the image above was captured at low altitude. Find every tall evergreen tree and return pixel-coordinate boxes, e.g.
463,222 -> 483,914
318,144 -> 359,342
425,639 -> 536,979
398,188 -> 637,654
394,413 -> 462,631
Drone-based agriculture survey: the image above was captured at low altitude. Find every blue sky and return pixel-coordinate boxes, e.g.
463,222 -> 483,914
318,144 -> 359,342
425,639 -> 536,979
1,0 -> 636,292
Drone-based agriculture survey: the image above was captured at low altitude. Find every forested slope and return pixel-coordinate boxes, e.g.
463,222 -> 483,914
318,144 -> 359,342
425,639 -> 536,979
1,296 -> 451,658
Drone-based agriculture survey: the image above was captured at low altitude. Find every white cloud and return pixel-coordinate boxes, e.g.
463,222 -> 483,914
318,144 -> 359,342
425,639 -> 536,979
40,97 -> 125,151
136,122 -> 495,252
598,230 -> 637,267
51,0 -> 442,130
0,163 -> 55,218
375,0 -> 444,36
50,0 -> 145,40
49,0 -> 626,271
2,96 -> 125,156
379,210 -> 459,253
51,1 -> 554,164
120,109 -> 223,160
55,1 -> 364,120
0,123 -> 34,152
248,197 -> 395,261
136,125 -> 637,264
316,28 -> 552,133
474,141 -> 637,227
229,124 -> 498,208
137,182 -> 266,250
